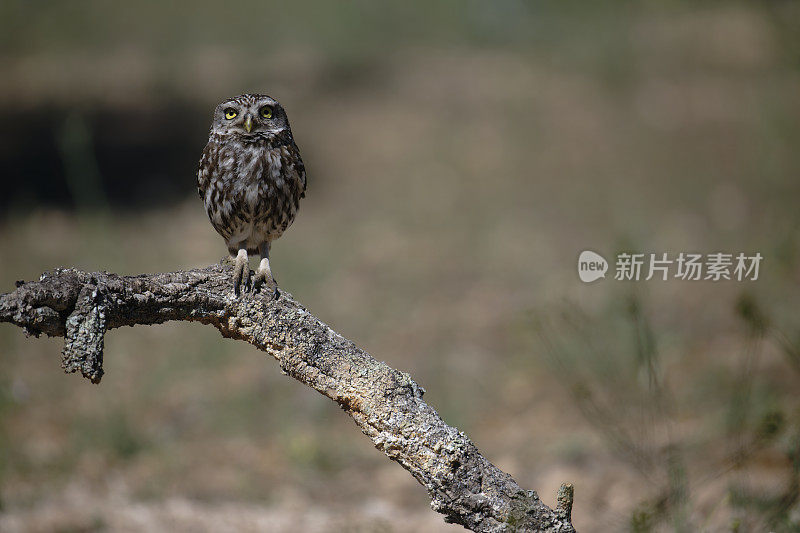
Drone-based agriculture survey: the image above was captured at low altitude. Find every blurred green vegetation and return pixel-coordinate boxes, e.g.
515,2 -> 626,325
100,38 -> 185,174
529,292 -> 800,531
1,1 -> 800,531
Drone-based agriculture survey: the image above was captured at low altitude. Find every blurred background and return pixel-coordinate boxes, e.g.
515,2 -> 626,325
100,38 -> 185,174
1,1 -> 799,531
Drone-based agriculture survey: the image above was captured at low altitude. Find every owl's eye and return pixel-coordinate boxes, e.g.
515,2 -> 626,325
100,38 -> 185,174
260,106 -> 273,119
224,108 -> 238,120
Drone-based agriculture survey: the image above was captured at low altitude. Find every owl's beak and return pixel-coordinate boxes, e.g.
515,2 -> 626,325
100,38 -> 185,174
243,115 -> 253,133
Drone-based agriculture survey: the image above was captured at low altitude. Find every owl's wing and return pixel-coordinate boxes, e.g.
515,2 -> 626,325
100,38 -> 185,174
297,158 -> 307,199
197,142 -> 219,199
284,143 -> 307,199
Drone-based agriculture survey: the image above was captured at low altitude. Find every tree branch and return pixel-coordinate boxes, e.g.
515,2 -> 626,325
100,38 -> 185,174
1,265 -> 576,532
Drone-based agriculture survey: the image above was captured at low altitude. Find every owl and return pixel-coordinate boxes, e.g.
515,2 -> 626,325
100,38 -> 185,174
197,94 -> 306,295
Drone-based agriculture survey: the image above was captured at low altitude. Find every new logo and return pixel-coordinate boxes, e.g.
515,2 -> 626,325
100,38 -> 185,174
578,250 -> 608,283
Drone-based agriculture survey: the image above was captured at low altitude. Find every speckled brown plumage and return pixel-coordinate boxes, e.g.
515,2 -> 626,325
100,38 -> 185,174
197,94 -> 306,294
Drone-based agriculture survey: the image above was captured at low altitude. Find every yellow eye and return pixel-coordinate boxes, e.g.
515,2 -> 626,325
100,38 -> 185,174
260,106 -> 273,119
224,108 -> 237,120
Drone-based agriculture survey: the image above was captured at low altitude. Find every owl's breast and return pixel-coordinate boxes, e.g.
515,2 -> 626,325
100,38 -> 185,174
198,138 -> 306,250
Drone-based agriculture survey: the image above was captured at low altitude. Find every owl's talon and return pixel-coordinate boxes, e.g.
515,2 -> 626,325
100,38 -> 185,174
260,283 -> 279,300
242,268 -> 252,293
232,248 -> 250,297
233,271 -> 253,297
253,269 -> 277,297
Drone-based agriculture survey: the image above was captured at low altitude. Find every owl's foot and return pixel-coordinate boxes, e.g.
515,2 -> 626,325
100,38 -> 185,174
232,249 -> 251,296
252,244 -> 278,298
253,267 -> 278,299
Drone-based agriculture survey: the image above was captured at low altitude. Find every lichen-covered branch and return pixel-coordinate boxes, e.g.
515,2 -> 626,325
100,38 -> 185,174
0,265 -> 576,532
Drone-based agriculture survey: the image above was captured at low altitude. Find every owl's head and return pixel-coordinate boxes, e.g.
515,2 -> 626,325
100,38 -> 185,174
209,94 -> 290,138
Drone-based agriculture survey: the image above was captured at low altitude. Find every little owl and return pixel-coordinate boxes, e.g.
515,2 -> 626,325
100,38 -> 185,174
197,94 -> 306,295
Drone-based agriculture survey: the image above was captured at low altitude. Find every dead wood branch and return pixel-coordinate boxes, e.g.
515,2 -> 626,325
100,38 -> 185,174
0,265 -> 576,532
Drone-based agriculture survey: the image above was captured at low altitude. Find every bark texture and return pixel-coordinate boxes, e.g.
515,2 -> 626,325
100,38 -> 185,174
0,264 -> 576,532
